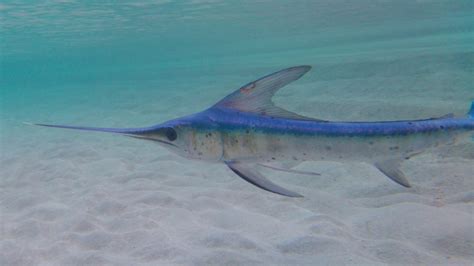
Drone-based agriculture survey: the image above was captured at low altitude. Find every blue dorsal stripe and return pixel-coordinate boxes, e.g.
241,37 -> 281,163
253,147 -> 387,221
469,101 -> 474,119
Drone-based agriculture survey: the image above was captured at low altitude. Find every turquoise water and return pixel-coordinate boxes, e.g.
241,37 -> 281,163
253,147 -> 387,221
1,1 -> 474,265
2,1 -> 473,127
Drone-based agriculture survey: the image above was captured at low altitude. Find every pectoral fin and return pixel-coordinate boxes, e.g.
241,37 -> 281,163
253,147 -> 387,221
258,163 -> 321,176
374,159 -> 411,187
226,161 -> 303,197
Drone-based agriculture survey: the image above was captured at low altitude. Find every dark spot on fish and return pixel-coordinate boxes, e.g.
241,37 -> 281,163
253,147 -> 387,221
440,126 -> 445,129
339,156 -> 343,159
198,152 -> 203,156
369,141 -> 374,145
389,146 -> 399,150
408,122 -> 413,125
272,157 -> 276,160
245,129 -> 250,134
292,156 -> 298,161
325,146 -> 332,151
405,156 -> 410,160
321,156 -> 325,160
303,153 -> 307,156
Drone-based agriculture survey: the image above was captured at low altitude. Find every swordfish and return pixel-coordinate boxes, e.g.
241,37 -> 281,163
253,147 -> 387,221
32,66 -> 474,197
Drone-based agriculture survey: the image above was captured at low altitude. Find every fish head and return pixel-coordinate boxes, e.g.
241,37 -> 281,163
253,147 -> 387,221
140,117 -> 223,161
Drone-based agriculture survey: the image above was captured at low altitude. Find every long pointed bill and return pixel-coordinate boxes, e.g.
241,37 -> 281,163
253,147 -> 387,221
27,122 -> 177,146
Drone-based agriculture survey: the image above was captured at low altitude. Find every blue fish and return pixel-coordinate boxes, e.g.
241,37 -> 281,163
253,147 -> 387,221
31,66 -> 474,197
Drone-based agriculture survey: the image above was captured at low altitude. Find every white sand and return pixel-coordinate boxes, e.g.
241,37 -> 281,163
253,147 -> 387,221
2,117 -> 473,265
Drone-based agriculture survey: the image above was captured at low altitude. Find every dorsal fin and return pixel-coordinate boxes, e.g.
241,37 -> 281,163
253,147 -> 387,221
213,66 -> 327,122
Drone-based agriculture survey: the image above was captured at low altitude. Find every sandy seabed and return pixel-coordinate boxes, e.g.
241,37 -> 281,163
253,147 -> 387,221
2,118 -> 474,265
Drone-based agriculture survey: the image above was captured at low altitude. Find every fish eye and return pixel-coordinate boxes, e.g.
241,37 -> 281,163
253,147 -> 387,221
164,127 -> 177,141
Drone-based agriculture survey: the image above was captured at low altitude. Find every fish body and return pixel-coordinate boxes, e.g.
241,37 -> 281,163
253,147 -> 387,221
190,108 -> 474,164
32,66 -> 474,197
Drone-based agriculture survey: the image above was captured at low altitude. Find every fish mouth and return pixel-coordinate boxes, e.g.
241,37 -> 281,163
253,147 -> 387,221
153,139 -> 178,147
125,134 -> 178,147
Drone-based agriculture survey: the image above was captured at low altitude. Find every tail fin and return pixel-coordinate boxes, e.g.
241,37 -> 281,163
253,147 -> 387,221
469,102 -> 474,141
25,122 -> 156,135
469,101 -> 474,119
